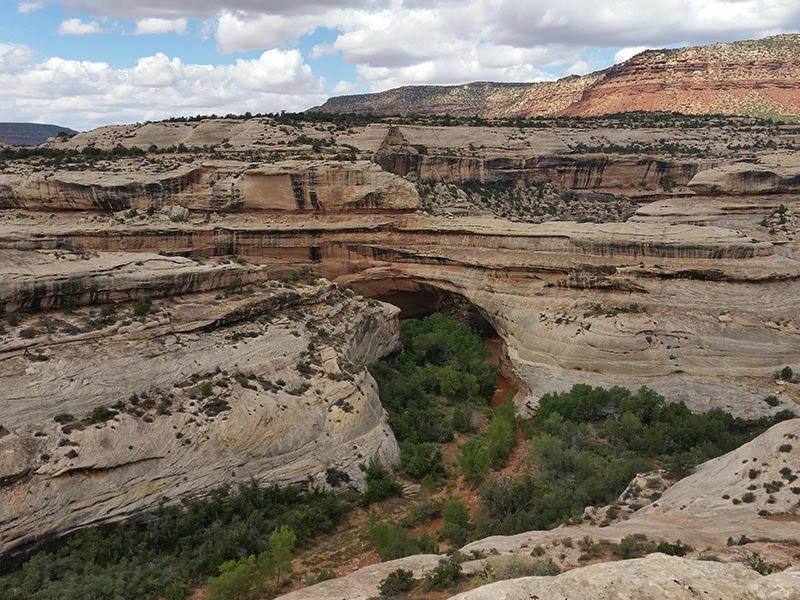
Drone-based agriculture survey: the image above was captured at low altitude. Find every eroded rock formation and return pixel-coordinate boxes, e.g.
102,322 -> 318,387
448,554 -> 800,600
1,113 -> 799,564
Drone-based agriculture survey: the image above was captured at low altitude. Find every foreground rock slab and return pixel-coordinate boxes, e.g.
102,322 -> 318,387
448,553 -> 800,600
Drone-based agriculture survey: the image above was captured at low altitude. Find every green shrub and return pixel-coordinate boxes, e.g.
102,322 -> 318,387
296,360 -> 313,376
19,327 -> 36,339
656,540 -> 691,556
203,398 -> 231,416
451,405 -> 474,433
379,568 -> 415,597
612,535 -> 645,559
743,551 -> 779,575
90,405 -> 117,423
458,439 -> 490,486
486,396 -> 517,469
424,552 -> 462,591
401,444 -> 447,482
325,468 -> 350,488
133,298 -> 152,316
363,455 -> 403,504
477,556 -> 559,584
439,498 -> 472,545
369,518 -> 437,561
207,556 -> 257,600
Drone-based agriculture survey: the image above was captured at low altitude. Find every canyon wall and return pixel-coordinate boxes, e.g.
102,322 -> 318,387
0,276 -> 401,557
0,161 -> 418,213
1,115 -> 799,557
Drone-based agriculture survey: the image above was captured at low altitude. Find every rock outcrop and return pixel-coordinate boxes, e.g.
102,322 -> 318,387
562,36 -> 800,119
0,160 -> 418,213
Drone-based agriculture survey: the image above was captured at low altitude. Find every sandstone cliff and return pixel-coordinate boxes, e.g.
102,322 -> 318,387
0,160 -> 418,213
0,276 -> 401,557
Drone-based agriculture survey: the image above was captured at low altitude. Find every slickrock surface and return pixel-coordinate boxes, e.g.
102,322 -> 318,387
448,554 -> 800,600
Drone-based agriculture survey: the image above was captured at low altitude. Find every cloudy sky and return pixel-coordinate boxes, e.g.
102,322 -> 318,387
1,1 -> 799,131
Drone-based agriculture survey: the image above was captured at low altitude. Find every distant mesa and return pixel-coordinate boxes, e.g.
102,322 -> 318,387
311,34 -> 800,120
0,123 -> 79,147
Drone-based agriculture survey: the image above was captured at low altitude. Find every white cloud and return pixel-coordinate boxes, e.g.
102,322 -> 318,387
215,10 -> 321,53
0,49 -> 324,130
17,2 -> 44,14
58,18 -> 104,36
7,1 -> 800,129
134,18 -> 189,35
332,80 -> 358,95
562,60 -> 592,77
614,46 -> 651,64
55,0 -> 374,21
0,43 -> 37,75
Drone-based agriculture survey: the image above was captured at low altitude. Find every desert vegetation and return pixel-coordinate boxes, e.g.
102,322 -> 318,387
0,483 -> 348,600
0,303 -> 796,599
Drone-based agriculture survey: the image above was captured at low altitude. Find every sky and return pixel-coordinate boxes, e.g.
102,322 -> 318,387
1,1 -> 799,131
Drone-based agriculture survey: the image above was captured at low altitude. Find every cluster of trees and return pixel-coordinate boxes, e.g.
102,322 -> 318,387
370,312 -> 497,482
0,482 -> 349,600
538,384 -> 794,467
570,139 -> 708,157
0,144 -> 147,167
148,107 -> 800,131
474,384 -> 795,537
458,395 -> 517,486
206,525 -> 296,600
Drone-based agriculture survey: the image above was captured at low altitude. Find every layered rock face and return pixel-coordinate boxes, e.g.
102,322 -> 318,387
313,34 -> 800,120
562,36 -> 800,118
313,74 -> 604,118
0,275 -> 400,556
0,117 -> 798,418
0,160 -> 418,213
